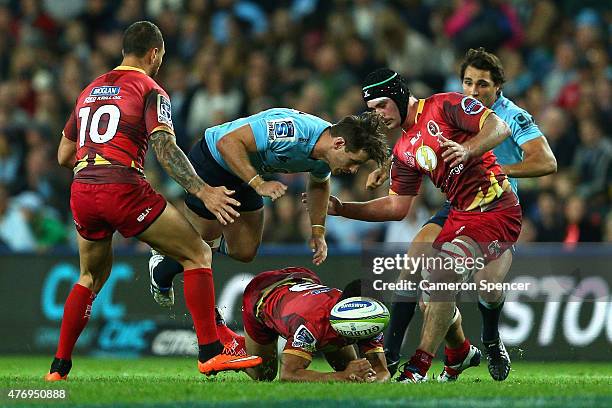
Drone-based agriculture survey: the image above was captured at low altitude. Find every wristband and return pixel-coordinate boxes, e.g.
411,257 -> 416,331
248,174 -> 263,187
311,224 -> 326,231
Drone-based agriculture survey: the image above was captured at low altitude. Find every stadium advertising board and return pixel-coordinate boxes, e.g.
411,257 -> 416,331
1,244 -> 611,360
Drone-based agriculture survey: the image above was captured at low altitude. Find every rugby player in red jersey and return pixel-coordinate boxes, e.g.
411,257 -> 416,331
241,267 -> 389,382
305,68 -> 521,383
45,21 -> 260,381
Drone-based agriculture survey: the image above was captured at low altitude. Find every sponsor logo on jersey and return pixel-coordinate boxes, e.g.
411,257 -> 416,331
292,324 -> 317,352
461,96 -> 485,115
403,151 -> 416,167
137,207 -> 152,222
488,240 -> 501,257
415,145 -> 437,171
410,131 -> 421,145
512,112 -> 534,131
427,120 -> 442,137
157,94 -> 173,128
267,118 -> 295,142
90,86 -> 121,97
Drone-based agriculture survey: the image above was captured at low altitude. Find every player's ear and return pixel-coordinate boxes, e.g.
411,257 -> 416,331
333,137 -> 346,150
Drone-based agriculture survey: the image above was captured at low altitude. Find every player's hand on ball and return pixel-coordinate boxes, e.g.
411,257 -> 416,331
344,358 -> 375,382
255,180 -> 287,201
199,185 -> 241,225
366,167 -> 388,190
440,135 -> 471,168
309,235 -> 327,265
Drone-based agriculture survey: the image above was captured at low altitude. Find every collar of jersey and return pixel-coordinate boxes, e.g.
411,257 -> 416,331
491,92 -> 506,111
114,65 -> 146,74
414,99 -> 426,124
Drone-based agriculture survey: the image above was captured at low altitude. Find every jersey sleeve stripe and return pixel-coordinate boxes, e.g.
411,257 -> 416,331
364,347 -> 384,354
479,109 -> 493,129
282,349 -> 313,361
150,125 -> 175,136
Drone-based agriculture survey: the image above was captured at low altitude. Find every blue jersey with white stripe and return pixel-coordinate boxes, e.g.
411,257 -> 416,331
491,93 -> 543,193
204,108 -> 332,180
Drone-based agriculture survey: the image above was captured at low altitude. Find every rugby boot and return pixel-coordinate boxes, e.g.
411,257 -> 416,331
149,249 -> 174,308
483,338 -> 511,381
438,344 -> 481,382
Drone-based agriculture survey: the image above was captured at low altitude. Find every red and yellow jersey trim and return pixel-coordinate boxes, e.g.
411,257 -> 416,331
414,99 -> 426,124
364,347 -> 384,355
479,109 -> 493,129
114,65 -> 147,74
282,349 -> 313,361
465,171 -> 511,211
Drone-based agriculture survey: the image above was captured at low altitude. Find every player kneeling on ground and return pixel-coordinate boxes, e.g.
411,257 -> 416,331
242,267 -> 390,382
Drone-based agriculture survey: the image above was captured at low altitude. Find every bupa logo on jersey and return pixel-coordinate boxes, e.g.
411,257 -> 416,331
461,96 -> 485,115
90,86 -> 121,96
267,119 -> 295,142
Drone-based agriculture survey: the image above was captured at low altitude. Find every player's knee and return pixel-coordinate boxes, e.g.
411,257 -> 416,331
229,245 -> 258,263
439,238 -> 480,282
186,240 -> 213,267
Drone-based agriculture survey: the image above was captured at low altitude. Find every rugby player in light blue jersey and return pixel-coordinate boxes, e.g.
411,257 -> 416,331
363,49 -> 556,382
147,108 -> 388,306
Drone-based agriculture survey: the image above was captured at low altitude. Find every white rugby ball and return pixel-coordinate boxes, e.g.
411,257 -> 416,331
329,297 -> 390,339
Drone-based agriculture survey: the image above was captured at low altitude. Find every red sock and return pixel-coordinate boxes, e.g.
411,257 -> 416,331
216,323 -> 239,345
445,339 -> 471,366
183,268 -> 219,345
56,284 -> 96,360
409,349 -> 434,376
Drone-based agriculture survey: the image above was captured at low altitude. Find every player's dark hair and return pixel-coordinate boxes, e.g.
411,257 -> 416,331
122,21 -> 164,58
330,112 -> 389,167
460,47 -> 506,87
362,68 -> 411,124
340,279 -> 383,302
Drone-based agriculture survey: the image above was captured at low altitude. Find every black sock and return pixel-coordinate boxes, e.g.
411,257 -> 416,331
152,256 -> 183,289
50,357 -> 72,376
385,300 -> 417,358
199,340 -> 224,362
478,297 -> 504,343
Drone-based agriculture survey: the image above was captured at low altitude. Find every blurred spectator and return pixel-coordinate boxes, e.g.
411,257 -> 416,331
0,184 -> 37,252
0,1 -> 608,252
571,118 -> 611,200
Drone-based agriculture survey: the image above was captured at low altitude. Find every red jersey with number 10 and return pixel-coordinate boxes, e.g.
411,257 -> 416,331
389,92 -> 516,212
62,66 -> 174,184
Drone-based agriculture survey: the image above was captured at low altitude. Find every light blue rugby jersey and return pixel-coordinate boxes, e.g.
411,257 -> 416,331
205,108 -> 332,180
491,93 -> 543,194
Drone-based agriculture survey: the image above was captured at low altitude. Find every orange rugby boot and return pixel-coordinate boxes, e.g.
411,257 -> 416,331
198,338 -> 262,376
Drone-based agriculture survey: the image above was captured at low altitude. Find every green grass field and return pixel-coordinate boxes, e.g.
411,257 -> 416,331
0,356 -> 610,408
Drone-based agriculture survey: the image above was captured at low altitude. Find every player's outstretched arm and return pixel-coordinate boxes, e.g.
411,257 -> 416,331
309,193 -> 414,222
307,176 -> 330,265
216,125 -> 287,201
150,130 -> 240,225
502,136 -> 557,178
280,353 -> 375,382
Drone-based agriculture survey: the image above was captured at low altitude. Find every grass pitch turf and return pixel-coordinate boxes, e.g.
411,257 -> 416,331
0,356 -> 610,407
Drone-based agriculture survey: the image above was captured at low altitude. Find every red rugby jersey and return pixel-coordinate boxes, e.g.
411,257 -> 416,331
62,66 -> 174,183
257,269 -> 384,361
389,92 -> 515,211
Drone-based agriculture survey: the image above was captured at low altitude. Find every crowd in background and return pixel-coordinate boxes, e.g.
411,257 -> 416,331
0,0 -> 610,253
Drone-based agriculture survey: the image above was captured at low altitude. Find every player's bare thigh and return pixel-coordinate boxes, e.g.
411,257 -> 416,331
473,249 -> 513,303
76,234 -> 113,293
138,202 -> 211,270
398,222 -> 442,282
184,203 -> 264,263
244,331 -> 278,381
